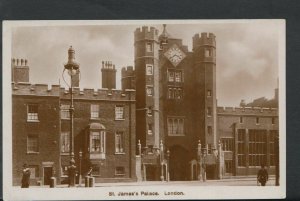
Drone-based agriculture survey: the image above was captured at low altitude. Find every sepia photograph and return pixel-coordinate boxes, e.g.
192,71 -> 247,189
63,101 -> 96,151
3,20 -> 286,200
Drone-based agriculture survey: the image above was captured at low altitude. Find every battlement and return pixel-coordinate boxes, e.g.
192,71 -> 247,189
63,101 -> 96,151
192,32 -> 216,49
101,61 -> 116,71
12,82 -> 135,101
134,26 -> 159,42
12,82 -> 60,96
60,87 -> 135,101
11,58 -> 28,67
217,106 -> 278,116
121,66 -> 135,77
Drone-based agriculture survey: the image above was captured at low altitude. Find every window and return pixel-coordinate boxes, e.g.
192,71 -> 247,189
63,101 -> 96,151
61,132 -> 70,153
207,107 -> 212,116
146,42 -> 153,52
90,104 -> 99,119
146,86 -> 153,96
269,130 -> 278,166
115,106 -> 124,120
146,64 -> 153,75
147,107 -> 152,116
176,88 -> 183,99
168,88 -> 174,99
168,70 -> 183,83
90,131 -> 106,153
240,116 -> 243,124
167,117 -> 185,135
148,124 -> 153,135
248,130 -> 267,167
168,87 -> 183,99
221,138 -> 233,151
237,129 -> 246,167
115,132 -> 124,153
207,126 -> 212,135
115,166 -> 125,176
207,90 -> 212,97
256,117 -> 259,124
27,135 -> 38,153
27,104 -> 38,121
61,105 -> 70,119
29,165 -> 39,179
168,71 -> 174,82
175,71 -> 182,82
205,49 -> 213,57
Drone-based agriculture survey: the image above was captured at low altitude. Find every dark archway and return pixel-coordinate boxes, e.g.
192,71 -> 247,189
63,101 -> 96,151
169,145 -> 190,181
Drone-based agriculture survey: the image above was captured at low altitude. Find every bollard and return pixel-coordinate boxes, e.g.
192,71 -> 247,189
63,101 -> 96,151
88,176 -> 95,187
85,176 -> 90,187
50,177 -> 56,188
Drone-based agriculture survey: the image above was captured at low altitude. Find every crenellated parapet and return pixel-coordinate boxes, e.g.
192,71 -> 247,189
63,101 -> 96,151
192,32 -> 216,49
12,82 -> 60,96
60,87 -> 135,101
134,26 -> 159,42
217,106 -> 278,116
12,82 -> 135,101
121,66 -> 135,77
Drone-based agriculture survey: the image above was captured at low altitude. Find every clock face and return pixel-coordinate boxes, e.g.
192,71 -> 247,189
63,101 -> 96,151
164,44 -> 186,67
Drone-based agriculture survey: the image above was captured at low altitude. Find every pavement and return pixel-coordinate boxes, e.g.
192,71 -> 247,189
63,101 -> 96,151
27,176 -> 277,188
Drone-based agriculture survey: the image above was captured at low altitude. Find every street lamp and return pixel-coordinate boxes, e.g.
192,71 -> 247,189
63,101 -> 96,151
159,140 -> 164,182
201,146 -> 207,182
63,46 -> 80,187
197,140 -> 202,181
166,149 -> 170,182
79,149 -> 83,187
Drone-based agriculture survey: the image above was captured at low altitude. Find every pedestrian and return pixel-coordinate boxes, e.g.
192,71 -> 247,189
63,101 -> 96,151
21,163 -> 31,188
257,164 -> 268,186
87,167 -> 93,176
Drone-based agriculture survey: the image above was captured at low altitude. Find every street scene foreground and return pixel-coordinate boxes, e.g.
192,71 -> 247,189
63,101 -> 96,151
23,176 -> 276,188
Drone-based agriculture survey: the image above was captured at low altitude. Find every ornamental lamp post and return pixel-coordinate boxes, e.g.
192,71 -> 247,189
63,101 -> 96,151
197,140 -> 202,181
166,149 -> 170,182
63,46 -> 80,187
79,149 -> 83,187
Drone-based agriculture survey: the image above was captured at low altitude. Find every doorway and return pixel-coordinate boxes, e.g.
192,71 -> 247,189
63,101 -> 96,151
43,167 -> 53,185
169,145 -> 189,181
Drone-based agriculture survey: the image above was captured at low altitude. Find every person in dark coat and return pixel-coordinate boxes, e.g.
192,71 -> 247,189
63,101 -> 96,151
257,164 -> 268,186
21,163 -> 31,188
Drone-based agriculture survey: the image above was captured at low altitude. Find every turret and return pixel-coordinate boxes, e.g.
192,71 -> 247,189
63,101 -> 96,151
121,66 -> 135,90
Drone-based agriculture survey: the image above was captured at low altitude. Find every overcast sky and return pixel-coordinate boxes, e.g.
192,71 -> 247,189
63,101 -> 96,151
11,21 -> 282,106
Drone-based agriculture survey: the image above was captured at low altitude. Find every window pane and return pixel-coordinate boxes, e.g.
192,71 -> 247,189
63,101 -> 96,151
146,65 -> 153,75
61,105 -> 70,119
91,104 -> 99,118
168,71 -> 174,82
115,106 -> 124,119
27,136 -> 38,152
61,132 -> 70,153
27,105 -> 38,120
115,132 -> 124,153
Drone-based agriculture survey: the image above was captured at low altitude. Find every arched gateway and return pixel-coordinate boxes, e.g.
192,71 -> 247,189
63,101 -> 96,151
169,145 -> 190,181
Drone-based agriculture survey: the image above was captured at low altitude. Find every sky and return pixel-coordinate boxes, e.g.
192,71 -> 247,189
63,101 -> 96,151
11,21 -> 283,107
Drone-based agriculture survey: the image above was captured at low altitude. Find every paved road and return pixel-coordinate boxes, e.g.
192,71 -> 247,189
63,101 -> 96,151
25,177 -> 277,188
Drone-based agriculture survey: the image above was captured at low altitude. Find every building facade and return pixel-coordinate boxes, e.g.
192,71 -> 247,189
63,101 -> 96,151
11,25 -> 279,185
12,53 -> 136,186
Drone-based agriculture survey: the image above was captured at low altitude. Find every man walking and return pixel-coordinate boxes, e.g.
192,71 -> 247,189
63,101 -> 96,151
257,164 -> 268,186
21,163 -> 31,188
